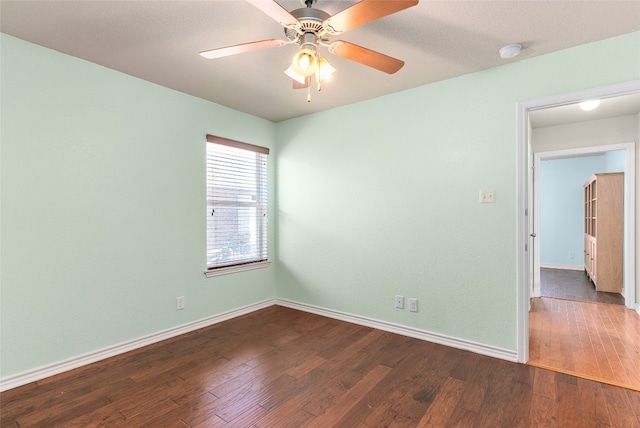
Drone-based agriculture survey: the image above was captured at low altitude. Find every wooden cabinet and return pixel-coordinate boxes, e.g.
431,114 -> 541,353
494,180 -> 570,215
583,173 -> 623,293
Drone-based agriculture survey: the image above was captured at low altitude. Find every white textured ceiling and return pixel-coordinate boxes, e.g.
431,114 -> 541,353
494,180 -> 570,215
1,0 -> 640,122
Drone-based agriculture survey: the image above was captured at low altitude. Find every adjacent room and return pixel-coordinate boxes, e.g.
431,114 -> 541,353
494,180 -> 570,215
2,0 -> 640,426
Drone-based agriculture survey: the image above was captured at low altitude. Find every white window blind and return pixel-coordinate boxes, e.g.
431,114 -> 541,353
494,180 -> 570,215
206,135 -> 269,272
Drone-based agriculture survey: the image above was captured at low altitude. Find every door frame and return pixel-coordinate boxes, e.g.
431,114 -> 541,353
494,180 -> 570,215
516,80 -> 640,363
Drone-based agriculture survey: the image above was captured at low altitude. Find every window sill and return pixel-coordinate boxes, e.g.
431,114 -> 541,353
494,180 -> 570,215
204,260 -> 271,278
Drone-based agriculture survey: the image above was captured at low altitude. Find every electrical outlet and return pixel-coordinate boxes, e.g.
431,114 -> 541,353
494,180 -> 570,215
176,296 -> 185,310
395,295 -> 404,309
409,298 -> 418,312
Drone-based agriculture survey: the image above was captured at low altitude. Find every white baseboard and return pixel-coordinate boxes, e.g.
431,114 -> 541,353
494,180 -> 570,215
1,297 -> 519,392
0,299 -> 276,392
540,264 -> 584,271
275,299 -> 518,363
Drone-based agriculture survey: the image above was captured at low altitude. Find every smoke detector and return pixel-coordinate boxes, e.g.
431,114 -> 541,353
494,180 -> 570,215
499,44 -> 522,59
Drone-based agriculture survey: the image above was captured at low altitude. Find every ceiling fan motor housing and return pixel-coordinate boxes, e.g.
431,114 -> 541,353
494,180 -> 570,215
285,7 -> 331,43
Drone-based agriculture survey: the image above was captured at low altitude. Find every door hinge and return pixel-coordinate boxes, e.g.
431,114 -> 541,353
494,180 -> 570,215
525,243 -> 528,251
525,208 -> 528,216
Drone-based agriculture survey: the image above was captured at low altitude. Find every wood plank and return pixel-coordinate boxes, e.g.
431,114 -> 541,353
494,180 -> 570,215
476,360 -> 534,428
356,358 -> 446,426
303,364 -> 392,427
576,377 -> 613,427
528,393 -> 556,428
600,382 -> 640,428
416,377 -> 465,427
555,375 -> 582,427
141,392 -> 222,428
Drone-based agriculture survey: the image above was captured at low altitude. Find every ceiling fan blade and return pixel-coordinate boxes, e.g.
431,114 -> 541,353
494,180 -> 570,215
329,41 -> 404,74
200,39 -> 287,59
324,0 -> 419,34
246,0 -> 300,27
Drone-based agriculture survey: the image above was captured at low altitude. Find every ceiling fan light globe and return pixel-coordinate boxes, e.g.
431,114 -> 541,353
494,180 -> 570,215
285,65 -> 307,85
317,57 -> 336,81
292,48 -> 318,76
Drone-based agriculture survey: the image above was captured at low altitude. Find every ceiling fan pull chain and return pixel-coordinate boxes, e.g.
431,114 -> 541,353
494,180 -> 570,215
307,84 -> 311,102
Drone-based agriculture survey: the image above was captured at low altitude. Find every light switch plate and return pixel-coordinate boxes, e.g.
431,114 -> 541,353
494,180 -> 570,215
479,189 -> 495,204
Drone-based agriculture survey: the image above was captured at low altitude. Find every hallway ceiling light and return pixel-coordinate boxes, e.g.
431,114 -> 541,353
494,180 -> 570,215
579,99 -> 601,111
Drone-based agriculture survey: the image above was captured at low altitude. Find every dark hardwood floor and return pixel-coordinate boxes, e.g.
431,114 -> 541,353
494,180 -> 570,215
2,306 -> 640,427
540,267 -> 625,305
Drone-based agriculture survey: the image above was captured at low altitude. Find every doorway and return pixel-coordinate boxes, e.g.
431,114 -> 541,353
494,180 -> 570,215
516,82 -> 640,390
516,80 -> 639,365
532,147 -> 629,306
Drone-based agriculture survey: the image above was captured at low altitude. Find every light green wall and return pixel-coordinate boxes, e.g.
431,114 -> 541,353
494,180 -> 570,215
275,32 -> 640,350
0,34 -> 277,379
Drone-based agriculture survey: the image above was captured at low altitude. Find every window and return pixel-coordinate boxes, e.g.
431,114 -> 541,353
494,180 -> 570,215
205,134 -> 269,276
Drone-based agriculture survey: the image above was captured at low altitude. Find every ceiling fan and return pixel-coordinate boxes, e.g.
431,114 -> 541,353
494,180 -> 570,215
200,0 -> 419,100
